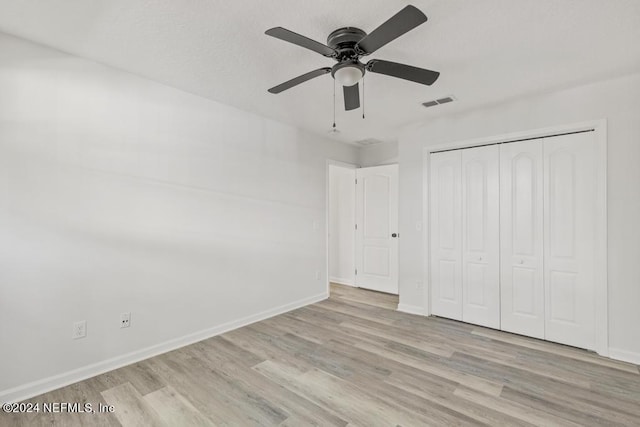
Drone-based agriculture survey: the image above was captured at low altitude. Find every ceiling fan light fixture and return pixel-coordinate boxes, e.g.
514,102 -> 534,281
334,65 -> 363,86
331,61 -> 365,87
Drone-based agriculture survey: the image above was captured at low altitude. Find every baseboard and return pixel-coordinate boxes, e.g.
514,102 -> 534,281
609,347 -> 640,366
0,292 -> 328,404
397,303 -> 426,316
329,277 -> 355,286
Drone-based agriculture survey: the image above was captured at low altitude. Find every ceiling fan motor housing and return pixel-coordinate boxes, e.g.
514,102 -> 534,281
327,27 -> 367,57
327,27 -> 367,85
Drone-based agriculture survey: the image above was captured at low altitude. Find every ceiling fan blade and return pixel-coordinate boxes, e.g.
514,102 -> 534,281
265,27 -> 336,57
367,59 -> 440,86
268,68 -> 332,94
356,5 -> 427,55
343,83 -> 360,111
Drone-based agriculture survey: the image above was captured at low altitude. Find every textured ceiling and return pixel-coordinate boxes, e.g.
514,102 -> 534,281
0,0 -> 639,144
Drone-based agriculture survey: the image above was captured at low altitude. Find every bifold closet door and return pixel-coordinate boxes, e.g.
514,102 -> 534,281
461,145 -> 500,328
430,150 -> 462,320
544,132 -> 597,350
500,141 -> 544,339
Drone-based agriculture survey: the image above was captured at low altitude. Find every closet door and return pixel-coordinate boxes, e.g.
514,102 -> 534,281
461,145 -> 500,328
430,150 -> 462,320
544,132 -> 597,350
500,141 -> 544,338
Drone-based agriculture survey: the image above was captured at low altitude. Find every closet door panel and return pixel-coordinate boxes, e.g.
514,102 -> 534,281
430,151 -> 462,320
500,141 -> 544,338
544,132 -> 597,350
461,145 -> 500,328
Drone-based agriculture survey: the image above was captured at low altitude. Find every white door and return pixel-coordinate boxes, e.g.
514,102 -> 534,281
430,151 -> 463,320
355,164 -> 398,294
544,132 -> 597,350
500,141 -> 545,338
461,145 -> 500,328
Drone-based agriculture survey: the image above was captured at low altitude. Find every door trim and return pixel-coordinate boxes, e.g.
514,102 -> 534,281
422,119 -> 608,357
326,159 -> 358,297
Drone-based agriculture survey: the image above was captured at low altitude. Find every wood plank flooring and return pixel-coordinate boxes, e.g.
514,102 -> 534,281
2,283 -> 639,426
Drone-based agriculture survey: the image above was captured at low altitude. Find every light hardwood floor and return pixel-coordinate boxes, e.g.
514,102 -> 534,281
2,283 -> 640,426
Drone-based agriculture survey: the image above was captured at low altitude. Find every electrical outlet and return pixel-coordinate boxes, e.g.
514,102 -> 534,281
120,312 -> 131,328
315,271 -> 321,280
416,281 -> 423,290
72,320 -> 87,339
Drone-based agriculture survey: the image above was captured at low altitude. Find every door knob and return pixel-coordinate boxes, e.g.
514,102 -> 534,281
391,233 -> 398,238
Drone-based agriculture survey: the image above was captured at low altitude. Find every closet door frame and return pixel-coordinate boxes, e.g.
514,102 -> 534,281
422,119 -> 608,357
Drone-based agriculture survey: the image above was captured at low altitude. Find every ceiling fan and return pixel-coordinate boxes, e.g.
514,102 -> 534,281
265,5 -> 440,111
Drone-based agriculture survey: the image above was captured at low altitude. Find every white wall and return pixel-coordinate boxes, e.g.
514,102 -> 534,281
0,33 -> 358,400
398,72 -> 640,362
329,165 -> 356,285
358,141 -> 398,167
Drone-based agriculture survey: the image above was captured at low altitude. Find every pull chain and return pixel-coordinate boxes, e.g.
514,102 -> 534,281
362,76 -> 365,119
332,79 -> 337,131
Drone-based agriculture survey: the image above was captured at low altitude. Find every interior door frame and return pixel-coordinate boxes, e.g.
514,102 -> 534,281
326,159 -> 358,297
422,119 -> 608,356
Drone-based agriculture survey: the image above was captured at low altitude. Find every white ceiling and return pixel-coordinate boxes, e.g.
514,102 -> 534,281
0,0 -> 639,144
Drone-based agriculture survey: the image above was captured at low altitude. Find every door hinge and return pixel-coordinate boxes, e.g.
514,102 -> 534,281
355,269 -> 357,275
355,178 -> 358,184
355,224 -> 358,230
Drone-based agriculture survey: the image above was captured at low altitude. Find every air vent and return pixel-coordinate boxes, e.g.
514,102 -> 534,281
422,95 -> 456,108
355,138 -> 384,146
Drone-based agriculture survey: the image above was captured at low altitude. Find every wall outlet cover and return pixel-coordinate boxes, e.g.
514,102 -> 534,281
72,320 -> 87,339
120,312 -> 131,328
